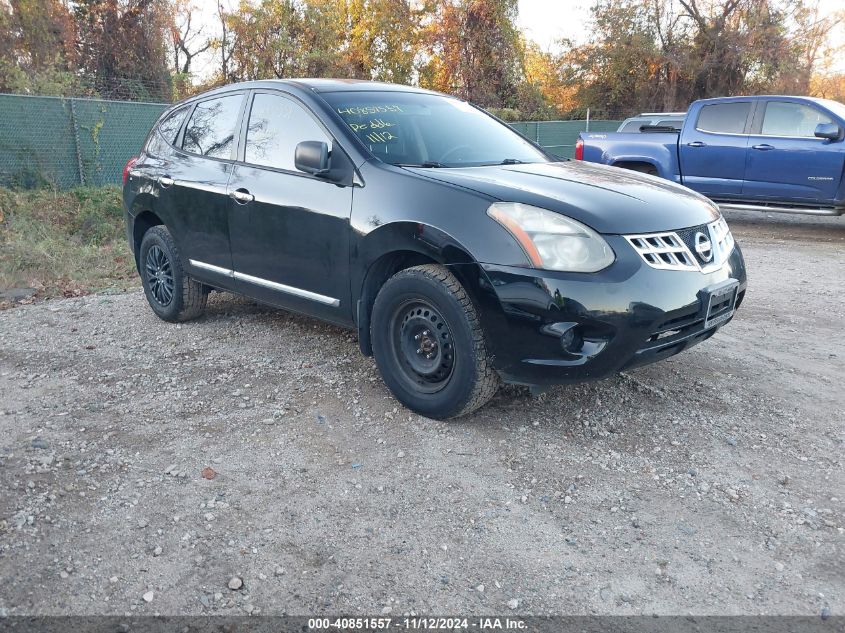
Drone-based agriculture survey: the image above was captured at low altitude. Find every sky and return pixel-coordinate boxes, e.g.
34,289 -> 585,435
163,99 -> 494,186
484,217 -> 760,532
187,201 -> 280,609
517,0 -> 592,49
193,0 -> 845,78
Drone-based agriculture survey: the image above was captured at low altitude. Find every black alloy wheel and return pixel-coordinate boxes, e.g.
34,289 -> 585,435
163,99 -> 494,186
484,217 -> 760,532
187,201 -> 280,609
144,244 -> 174,307
138,225 -> 208,322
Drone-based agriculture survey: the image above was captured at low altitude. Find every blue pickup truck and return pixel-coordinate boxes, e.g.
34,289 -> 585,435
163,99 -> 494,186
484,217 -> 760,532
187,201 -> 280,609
576,95 -> 845,215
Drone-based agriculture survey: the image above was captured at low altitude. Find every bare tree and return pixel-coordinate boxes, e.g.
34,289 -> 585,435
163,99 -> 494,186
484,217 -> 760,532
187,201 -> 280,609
170,0 -> 211,76
216,0 -> 232,81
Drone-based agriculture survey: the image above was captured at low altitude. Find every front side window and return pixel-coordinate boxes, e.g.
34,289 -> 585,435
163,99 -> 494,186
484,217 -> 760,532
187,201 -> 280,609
695,102 -> 751,135
182,95 -> 243,159
244,93 -> 331,171
761,102 -> 833,138
323,91 -> 549,168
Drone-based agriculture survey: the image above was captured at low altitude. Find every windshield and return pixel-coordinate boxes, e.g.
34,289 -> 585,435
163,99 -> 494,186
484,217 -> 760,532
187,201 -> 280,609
323,91 -> 550,168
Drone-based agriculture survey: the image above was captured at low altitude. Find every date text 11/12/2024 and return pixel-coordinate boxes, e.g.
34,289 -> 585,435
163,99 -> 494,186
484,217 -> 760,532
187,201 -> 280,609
307,617 -> 528,630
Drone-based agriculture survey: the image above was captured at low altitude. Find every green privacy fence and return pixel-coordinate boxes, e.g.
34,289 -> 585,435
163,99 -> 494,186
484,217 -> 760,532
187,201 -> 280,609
0,93 -> 621,189
509,119 -> 623,159
0,94 -> 167,189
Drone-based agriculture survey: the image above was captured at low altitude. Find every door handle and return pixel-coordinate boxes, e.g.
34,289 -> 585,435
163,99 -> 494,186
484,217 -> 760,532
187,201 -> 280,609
158,176 -> 174,187
686,141 -> 706,148
752,144 -> 775,151
230,189 -> 254,204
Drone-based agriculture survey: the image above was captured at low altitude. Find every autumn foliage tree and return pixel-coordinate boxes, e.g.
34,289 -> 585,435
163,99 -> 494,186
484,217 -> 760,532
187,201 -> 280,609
73,0 -> 172,101
0,0 -> 843,118
0,0 -> 78,94
419,0 -> 523,109
570,0 -> 843,116
1,0 -> 173,100
217,0 -> 419,84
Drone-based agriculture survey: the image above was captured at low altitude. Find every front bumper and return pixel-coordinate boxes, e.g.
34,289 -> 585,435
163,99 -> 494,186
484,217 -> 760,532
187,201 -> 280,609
460,235 -> 747,386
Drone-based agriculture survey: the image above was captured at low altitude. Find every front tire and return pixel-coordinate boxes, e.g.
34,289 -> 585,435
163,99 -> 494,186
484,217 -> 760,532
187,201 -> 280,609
139,225 -> 207,323
371,264 -> 499,419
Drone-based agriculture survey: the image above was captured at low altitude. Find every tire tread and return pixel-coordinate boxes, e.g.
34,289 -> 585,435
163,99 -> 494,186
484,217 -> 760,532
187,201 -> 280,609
142,226 -> 207,322
375,264 -> 499,418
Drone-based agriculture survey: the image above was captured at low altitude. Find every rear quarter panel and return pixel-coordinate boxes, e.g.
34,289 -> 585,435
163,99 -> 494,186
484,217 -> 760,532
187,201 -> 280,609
579,132 -> 682,183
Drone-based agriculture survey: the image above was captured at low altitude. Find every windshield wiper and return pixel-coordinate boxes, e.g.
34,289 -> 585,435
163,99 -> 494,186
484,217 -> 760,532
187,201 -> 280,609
476,158 -> 527,166
396,161 -> 447,168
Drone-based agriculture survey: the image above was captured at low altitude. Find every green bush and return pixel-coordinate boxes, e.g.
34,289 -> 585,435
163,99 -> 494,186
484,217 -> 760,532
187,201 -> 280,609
0,185 -> 136,299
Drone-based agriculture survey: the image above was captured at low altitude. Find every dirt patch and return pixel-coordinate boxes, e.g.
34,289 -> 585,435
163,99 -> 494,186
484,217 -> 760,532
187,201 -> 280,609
0,215 -> 842,616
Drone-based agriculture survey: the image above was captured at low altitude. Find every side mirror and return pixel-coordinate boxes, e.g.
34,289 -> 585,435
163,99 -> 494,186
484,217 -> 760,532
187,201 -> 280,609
814,122 -> 842,140
295,140 -> 330,175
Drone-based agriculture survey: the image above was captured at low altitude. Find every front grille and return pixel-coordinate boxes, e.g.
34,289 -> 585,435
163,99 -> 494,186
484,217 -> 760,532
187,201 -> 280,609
623,304 -> 716,370
675,224 -> 711,266
710,216 -> 735,257
626,217 -> 735,273
625,232 -> 698,271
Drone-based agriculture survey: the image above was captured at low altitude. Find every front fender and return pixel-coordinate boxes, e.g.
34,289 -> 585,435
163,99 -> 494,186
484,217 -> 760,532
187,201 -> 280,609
350,221 -> 514,359
352,221 -> 477,295
351,161 -> 532,268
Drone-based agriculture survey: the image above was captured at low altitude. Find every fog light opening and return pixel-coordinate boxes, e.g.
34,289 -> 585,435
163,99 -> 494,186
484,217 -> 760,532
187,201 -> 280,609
560,326 -> 584,354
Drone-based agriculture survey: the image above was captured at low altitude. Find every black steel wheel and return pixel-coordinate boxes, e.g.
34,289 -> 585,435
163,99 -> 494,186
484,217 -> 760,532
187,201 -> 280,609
390,299 -> 456,394
144,244 -> 174,307
371,264 -> 499,419
139,225 -> 208,322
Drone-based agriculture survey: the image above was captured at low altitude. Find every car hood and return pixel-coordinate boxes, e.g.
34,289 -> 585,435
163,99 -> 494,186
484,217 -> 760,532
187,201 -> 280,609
405,160 -> 719,234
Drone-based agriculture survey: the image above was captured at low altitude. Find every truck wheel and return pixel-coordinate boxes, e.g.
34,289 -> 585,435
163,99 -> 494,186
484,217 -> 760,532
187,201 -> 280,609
371,264 -> 499,419
139,226 -> 208,323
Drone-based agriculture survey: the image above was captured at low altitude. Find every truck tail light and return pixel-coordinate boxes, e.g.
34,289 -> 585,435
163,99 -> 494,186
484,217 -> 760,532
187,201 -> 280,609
123,156 -> 138,185
574,139 -> 584,161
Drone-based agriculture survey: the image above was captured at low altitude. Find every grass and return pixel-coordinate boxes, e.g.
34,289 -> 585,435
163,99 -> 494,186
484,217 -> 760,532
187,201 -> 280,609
0,186 -> 138,303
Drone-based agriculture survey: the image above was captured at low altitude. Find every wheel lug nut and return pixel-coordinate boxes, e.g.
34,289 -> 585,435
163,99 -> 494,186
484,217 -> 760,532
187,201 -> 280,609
416,348 -> 422,354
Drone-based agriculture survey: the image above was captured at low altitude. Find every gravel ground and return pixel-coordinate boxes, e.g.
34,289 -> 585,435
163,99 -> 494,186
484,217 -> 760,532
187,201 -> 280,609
0,214 -> 843,617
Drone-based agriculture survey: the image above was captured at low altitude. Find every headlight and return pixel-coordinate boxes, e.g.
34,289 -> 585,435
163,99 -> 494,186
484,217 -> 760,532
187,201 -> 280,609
487,202 -> 615,272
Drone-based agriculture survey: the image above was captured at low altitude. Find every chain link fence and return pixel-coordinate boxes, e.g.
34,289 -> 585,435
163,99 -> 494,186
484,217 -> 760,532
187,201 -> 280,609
509,119 -> 624,159
0,94 -> 168,189
0,93 -> 625,189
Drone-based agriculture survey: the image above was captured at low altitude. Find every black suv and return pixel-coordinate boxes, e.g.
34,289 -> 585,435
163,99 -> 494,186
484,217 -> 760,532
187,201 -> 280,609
124,79 -> 747,419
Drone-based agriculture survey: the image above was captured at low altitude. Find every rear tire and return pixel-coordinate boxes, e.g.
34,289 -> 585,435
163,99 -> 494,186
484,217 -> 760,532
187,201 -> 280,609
371,264 -> 499,419
139,225 -> 207,323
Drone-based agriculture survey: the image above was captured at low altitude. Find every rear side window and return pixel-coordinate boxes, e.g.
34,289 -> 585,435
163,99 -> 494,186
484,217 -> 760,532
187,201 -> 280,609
244,93 -> 330,171
157,105 -> 190,145
182,95 -> 243,159
695,103 -> 750,134
620,120 -> 647,132
657,119 -> 683,129
761,102 -> 833,137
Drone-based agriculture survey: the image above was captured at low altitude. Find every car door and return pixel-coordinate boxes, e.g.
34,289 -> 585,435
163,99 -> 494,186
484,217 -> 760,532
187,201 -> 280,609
679,101 -> 753,197
167,92 -> 246,279
742,99 -> 845,203
130,103 -> 192,221
226,91 -> 354,323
